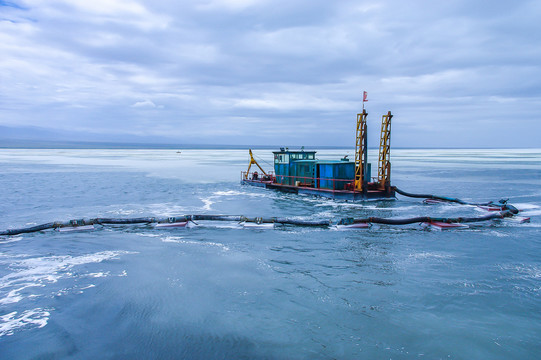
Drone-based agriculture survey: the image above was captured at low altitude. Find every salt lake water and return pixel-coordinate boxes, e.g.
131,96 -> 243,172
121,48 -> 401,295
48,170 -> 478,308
0,148 -> 540,359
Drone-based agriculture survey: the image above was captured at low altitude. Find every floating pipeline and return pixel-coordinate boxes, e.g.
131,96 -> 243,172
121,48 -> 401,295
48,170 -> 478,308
0,189 -> 527,237
393,187 -> 520,214
0,215 -> 332,236
0,210 -> 526,237
336,211 -> 515,226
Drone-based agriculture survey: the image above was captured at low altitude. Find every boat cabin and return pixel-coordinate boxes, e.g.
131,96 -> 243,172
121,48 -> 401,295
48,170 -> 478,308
272,148 -> 369,190
273,149 -> 317,186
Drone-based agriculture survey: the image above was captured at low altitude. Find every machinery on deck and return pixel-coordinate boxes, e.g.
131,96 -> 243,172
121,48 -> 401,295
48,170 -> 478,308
377,111 -> 392,191
244,149 -> 269,180
354,109 -> 367,192
241,96 -> 395,201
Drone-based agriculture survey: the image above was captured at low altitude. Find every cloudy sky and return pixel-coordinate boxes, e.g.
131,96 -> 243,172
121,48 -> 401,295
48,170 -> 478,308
1,0 -> 540,148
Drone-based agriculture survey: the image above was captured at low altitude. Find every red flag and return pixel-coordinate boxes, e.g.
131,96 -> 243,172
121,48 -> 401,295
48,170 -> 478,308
363,91 -> 368,102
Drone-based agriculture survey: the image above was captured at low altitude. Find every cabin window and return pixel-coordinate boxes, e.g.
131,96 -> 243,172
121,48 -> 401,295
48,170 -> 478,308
274,153 -> 291,164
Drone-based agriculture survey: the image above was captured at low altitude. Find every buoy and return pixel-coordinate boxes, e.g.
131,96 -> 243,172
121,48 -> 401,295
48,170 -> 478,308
506,216 -> 530,223
422,221 -> 469,231
56,225 -> 95,232
477,205 -> 503,211
423,198 -> 448,205
241,222 -> 275,229
335,223 -> 371,230
155,221 -> 188,228
0,208 -> 525,237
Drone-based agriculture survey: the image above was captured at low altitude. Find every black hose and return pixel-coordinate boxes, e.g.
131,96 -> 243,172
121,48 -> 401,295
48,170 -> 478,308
274,218 -> 331,226
0,209 -> 519,237
0,222 -> 58,236
338,211 -> 512,226
239,217 -> 330,226
190,215 -> 243,222
394,187 -> 519,214
394,187 -> 469,204
94,217 -> 156,224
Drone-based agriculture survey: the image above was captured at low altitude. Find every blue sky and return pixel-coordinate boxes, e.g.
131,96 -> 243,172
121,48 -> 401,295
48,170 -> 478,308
1,0 -> 540,148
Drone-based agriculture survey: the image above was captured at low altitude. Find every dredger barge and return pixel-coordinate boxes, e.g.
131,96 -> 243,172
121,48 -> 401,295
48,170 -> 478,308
0,94 -> 527,237
241,108 -> 395,201
0,97 -> 528,237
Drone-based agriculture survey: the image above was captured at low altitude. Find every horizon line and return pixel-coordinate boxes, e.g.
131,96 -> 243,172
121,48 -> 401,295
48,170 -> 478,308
0,139 -> 539,151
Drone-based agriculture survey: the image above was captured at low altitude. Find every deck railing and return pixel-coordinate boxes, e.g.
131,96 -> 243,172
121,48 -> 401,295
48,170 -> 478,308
241,171 -> 275,181
242,171 -> 355,191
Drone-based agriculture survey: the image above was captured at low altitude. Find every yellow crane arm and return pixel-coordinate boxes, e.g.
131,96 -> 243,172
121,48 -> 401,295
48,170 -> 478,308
245,149 -> 269,179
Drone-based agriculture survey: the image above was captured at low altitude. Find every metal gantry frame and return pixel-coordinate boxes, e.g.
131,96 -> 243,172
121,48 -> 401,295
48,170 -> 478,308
354,109 -> 368,191
245,149 -> 268,179
378,111 -> 392,190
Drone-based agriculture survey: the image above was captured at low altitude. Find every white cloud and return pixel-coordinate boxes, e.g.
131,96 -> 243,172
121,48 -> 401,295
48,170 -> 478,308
1,0 -> 540,147
196,0 -> 267,11
131,100 -> 157,108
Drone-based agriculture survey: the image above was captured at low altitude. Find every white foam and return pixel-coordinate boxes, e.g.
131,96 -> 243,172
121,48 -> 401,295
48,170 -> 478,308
204,241 -> 230,251
109,208 -> 139,216
1,289 -> 24,305
161,236 -> 185,243
408,252 -> 455,260
165,239 -> 230,251
145,203 -> 189,215
201,198 -> 214,211
310,199 -> 412,211
487,230 -> 509,238
521,223 -> 541,228
520,209 -> 541,217
86,272 -> 110,278
213,190 -> 243,196
513,203 -> 540,211
0,251 -> 136,305
0,308 -> 50,337
213,190 -> 268,198
500,264 -> 541,279
79,284 -> 96,290
134,233 -> 162,237
0,236 -> 23,244
108,203 -> 191,218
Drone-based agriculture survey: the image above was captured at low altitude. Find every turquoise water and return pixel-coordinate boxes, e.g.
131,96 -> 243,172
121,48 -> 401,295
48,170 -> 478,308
0,148 -> 540,359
